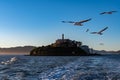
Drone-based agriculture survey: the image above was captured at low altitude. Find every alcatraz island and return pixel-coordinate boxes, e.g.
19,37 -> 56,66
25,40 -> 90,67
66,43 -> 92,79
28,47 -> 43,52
30,34 -> 99,56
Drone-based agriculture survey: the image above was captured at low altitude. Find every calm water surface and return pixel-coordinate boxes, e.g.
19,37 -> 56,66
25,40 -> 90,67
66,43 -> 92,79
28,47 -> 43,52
0,54 -> 120,80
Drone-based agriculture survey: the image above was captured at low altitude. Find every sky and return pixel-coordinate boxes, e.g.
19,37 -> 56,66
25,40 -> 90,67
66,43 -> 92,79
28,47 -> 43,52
0,0 -> 120,51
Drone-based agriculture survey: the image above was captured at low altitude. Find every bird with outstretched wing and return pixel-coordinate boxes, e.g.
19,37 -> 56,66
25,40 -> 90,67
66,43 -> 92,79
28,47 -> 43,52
62,18 -> 92,26
91,27 -> 108,35
100,11 -> 117,15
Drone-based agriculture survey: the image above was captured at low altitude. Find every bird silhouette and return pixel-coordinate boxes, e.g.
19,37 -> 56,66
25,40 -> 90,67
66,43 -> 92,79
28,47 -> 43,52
90,27 -> 108,35
62,18 -> 92,26
100,11 -> 117,15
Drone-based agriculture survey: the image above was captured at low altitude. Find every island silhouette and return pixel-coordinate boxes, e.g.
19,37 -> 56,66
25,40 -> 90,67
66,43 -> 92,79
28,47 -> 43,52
30,34 -> 99,56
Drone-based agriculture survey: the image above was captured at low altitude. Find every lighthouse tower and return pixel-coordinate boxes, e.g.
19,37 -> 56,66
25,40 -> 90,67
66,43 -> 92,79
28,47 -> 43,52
62,34 -> 64,40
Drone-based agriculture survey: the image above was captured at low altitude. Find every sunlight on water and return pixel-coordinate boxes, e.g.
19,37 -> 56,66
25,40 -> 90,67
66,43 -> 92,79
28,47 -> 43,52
0,54 -> 120,80
1,57 -> 17,65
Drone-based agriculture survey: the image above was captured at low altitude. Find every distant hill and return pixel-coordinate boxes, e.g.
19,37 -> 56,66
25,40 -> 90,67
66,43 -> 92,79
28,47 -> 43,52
0,46 -> 36,55
95,50 -> 120,54
117,50 -> 120,53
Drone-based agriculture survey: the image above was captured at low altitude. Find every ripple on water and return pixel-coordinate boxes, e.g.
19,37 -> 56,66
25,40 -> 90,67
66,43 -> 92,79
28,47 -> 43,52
0,55 -> 120,80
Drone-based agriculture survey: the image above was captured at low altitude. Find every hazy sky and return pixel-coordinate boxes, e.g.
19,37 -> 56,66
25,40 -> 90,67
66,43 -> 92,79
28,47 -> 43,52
0,0 -> 119,51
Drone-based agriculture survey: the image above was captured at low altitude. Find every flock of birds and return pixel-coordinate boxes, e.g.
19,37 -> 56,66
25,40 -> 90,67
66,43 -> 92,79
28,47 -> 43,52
61,10 -> 117,35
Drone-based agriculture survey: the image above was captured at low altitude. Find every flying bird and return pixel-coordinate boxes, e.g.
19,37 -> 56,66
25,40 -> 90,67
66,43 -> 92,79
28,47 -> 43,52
90,27 -> 108,35
86,29 -> 89,32
100,11 -> 117,15
62,18 -> 92,26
